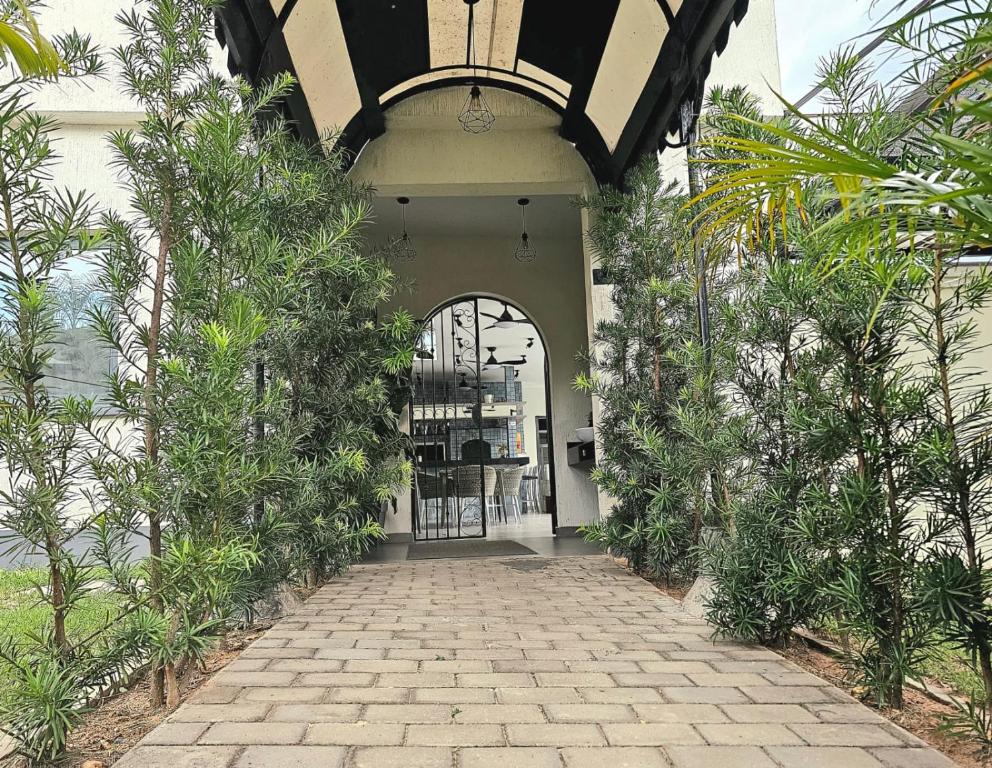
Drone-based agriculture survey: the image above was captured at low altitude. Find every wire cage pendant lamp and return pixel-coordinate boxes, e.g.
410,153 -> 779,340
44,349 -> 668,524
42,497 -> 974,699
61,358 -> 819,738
394,196 -> 416,260
513,198 -> 537,263
457,0 -> 495,134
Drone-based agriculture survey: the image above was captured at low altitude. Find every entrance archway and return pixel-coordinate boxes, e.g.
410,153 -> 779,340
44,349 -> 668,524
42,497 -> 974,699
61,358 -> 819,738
410,296 -> 557,541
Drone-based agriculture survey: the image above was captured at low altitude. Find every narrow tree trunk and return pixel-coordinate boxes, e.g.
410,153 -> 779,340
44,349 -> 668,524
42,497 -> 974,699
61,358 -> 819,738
163,611 -> 181,708
164,662 -> 180,709
883,455 -> 905,709
46,533 -> 68,653
850,370 -> 867,475
2,183 -> 69,656
145,191 -> 174,707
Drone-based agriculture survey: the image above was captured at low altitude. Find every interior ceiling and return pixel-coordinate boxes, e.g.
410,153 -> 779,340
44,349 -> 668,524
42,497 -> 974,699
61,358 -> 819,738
415,298 -> 546,385
215,0 -> 751,187
368,194 -> 580,241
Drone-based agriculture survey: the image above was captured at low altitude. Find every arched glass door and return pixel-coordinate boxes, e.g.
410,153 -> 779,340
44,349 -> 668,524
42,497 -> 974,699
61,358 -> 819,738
410,297 -> 547,541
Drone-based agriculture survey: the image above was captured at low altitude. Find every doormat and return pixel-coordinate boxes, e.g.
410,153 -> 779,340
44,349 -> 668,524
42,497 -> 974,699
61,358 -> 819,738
407,540 -> 537,560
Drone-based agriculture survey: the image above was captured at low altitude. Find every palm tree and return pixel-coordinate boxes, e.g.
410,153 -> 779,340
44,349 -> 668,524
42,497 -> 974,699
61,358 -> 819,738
691,2 -> 991,256
0,0 -> 61,77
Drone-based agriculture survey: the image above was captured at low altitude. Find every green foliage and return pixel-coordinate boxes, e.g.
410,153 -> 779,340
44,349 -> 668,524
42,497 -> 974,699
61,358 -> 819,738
0,649 -> 86,764
0,2 -> 411,759
577,161 -> 739,585
696,0 -> 992,728
0,20 -> 141,765
261,134 -> 414,586
0,1 -> 64,77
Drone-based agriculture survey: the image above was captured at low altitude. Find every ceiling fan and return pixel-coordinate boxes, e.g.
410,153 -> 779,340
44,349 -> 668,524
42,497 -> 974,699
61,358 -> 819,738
457,372 -> 479,391
481,302 -> 532,329
483,347 -> 528,368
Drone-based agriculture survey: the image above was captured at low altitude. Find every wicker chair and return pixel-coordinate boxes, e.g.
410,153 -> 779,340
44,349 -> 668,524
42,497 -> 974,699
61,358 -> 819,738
452,465 -> 498,527
499,466 -> 526,524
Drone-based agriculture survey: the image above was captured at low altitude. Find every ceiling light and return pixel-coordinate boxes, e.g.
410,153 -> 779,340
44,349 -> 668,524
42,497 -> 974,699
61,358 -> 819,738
457,0 -> 494,134
514,198 -> 536,263
394,197 -> 416,260
459,85 -> 495,134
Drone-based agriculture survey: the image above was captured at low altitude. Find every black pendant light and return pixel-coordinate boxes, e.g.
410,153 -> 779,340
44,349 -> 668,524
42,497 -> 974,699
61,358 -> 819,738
458,0 -> 495,134
394,197 -> 416,260
514,198 -> 537,263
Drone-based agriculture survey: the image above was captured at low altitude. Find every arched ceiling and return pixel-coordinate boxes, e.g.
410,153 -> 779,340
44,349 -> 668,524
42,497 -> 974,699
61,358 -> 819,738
216,0 -> 750,187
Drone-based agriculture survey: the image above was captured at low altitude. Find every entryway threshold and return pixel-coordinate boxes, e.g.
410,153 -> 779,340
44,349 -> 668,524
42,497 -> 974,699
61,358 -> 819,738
362,535 -> 600,564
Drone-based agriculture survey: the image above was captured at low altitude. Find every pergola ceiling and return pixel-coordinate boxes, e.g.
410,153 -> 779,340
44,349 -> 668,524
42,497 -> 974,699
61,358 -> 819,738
216,0 -> 750,187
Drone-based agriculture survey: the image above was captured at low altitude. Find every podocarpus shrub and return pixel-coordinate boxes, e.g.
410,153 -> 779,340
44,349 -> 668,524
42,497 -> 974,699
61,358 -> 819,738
84,0 -> 220,710
77,0 -> 412,725
705,255 -> 828,645
260,134 -> 415,587
797,257 -> 935,709
576,161 -> 740,585
85,51 -> 310,707
912,245 -> 992,739
0,11 -> 151,763
694,1 -> 992,726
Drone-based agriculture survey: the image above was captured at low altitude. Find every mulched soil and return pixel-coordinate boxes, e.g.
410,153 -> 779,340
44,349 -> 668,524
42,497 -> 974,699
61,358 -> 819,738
782,639 -> 990,768
63,624 -> 270,767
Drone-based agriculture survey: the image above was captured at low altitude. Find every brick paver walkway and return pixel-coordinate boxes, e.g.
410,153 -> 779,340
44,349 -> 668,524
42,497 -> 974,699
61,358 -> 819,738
115,555 -> 954,768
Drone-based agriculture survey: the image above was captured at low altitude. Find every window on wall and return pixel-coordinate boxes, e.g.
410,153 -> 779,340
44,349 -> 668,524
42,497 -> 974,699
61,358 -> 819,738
47,253 -> 115,400
1,244 -> 116,401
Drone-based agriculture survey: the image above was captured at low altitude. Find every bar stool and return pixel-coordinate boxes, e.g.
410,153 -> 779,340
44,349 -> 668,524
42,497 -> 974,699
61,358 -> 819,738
520,465 -> 540,514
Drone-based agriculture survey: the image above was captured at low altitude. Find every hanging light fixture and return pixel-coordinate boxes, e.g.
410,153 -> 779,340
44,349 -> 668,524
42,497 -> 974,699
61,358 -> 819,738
514,198 -> 537,263
394,197 -> 416,260
457,0 -> 495,134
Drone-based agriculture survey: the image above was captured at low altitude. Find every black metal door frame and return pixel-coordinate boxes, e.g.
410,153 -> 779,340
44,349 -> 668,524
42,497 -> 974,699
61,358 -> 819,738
543,359 -> 559,534
411,298 -> 487,540
410,295 -> 558,540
